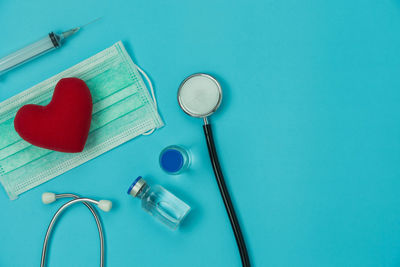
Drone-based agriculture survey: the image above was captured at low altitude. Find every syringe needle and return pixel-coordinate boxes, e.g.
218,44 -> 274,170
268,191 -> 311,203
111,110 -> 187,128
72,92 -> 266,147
80,17 -> 102,29
61,17 -> 102,39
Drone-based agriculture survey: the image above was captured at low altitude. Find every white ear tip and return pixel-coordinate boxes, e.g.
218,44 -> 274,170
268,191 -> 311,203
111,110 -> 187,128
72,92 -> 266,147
98,200 -> 112,212
42,192 -> 56,204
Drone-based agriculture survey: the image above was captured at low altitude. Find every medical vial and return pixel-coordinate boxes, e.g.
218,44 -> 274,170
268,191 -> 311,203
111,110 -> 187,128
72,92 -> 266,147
159,145 -> 190,175
127,176 -> 191,229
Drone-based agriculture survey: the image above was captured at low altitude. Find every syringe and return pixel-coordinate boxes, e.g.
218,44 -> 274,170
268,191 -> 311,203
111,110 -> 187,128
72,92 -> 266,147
0,19 -> 100,76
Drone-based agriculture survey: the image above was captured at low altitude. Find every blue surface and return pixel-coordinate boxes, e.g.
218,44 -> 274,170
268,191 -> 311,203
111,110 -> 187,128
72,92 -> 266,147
1,0 -> 400,266
160,148 -> 185,173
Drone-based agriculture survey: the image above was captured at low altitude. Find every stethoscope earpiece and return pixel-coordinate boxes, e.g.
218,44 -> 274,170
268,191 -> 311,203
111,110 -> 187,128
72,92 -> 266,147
42,192 -> 56,204
98,199 -> 112,212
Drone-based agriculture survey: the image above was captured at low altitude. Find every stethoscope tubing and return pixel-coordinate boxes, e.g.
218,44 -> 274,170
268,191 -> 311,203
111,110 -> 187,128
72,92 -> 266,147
203,121 -> 251,267
41,194 -> 105,267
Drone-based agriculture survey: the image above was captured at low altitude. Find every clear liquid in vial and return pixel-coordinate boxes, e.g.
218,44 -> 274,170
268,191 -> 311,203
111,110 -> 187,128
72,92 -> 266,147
128,177 -> 191,230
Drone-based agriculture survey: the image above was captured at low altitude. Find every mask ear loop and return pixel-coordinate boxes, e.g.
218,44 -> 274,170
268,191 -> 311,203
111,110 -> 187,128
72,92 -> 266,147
135,64 -> 158,136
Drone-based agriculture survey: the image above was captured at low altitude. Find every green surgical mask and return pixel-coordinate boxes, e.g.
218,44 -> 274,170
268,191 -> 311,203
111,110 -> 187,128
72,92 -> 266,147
0,41 -> 163,199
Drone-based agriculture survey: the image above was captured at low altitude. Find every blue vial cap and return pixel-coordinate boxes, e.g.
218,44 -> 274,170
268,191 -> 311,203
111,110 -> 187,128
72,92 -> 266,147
160,148 -> 184,173
127,176 -> 142,195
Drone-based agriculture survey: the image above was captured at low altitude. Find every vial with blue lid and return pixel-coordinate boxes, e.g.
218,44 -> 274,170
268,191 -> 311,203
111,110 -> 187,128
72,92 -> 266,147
127,176 -> 191,229
159,145 -> 190,175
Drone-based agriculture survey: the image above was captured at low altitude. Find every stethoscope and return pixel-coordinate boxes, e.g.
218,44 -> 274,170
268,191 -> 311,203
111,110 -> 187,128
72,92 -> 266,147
40,192 -> 112,267
178,73 -> 251,267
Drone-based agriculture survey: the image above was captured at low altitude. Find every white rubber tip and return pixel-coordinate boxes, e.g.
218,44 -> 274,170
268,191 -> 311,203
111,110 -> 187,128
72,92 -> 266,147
42,192 -> 56,204
98,200 -> 112,212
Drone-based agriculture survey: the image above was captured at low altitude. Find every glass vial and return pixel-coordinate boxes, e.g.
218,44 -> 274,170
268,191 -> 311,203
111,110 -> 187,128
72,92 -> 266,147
159,145 -> 190,175
127,176 -> 191,229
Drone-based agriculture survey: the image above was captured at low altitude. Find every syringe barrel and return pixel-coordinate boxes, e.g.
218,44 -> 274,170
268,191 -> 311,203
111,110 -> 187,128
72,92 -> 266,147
0,33 -> 61,76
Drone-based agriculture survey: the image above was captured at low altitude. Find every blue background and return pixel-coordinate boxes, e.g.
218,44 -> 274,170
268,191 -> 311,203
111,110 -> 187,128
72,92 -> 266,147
1,0 -> 400,266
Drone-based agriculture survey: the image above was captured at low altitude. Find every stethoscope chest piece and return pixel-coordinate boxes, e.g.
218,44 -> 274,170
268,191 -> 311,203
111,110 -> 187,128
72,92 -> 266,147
178,73 -> 222,119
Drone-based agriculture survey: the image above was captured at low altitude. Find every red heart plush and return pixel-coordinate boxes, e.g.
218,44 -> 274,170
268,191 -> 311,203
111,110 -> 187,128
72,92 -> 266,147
14,78 -> 93,153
